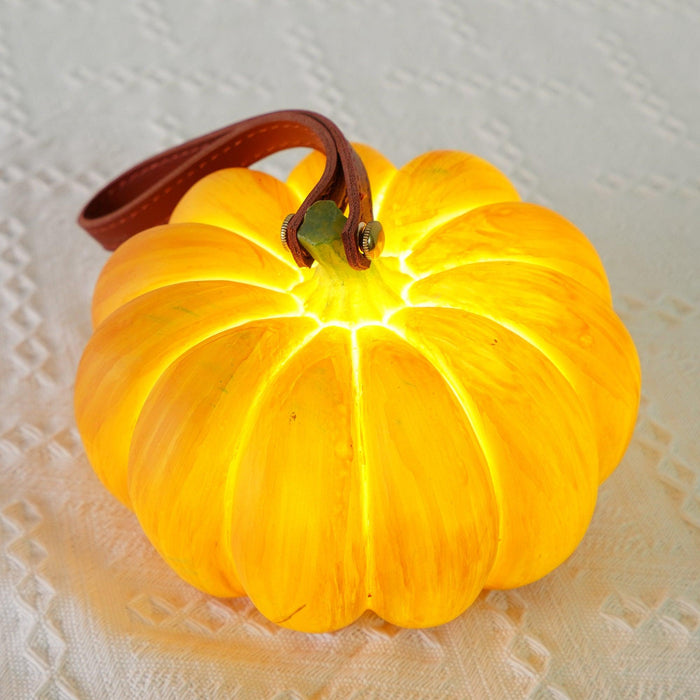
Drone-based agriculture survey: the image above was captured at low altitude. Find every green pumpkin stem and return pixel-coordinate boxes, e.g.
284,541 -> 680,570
293,201 -> 404,326
296,200 -> 353,271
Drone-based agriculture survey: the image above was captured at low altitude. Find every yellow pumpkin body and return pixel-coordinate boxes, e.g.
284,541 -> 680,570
75,145 -> 640,632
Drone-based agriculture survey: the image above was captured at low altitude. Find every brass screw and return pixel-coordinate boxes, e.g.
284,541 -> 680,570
280,213 -> 294,252
358,221 -> 385,260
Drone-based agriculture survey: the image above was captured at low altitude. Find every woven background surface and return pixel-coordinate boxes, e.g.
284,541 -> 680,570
1,1 -> 699,697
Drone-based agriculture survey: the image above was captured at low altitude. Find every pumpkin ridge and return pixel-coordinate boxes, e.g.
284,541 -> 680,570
218,230 -> 301,273
76,281 -> 303,506
222,325 -> 323,593
396,209 -> 482,259
408,258 -> 614,311
407,266 -> 596,400
402,294 -> 576,390
391,306 -> 601,587
409,260 -> 642,481
126,316 -> 320,598
92,224 -> 304,326
407,300 -> 597,464
382,321 -> 503,577
116,221 -> 302,276
128,311 -> 312,436
350,328 -> 373,610
353,324 -> 501,625
403,201 -> 611,303
150,224 -> 306,285
119,277 -> 304,304
98,283 -> 302,347
169,167 -> 304,272
379,150 -> 520,257
95,279 -> 303,330
407,257 -> 609,303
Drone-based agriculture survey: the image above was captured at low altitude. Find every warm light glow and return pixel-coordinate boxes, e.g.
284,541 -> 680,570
350,328 -> 372,599
75,144 -> 641,633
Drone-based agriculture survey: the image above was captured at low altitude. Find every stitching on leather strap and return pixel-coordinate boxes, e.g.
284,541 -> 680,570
97,124 -> 307,210
101,143 -> 206,198
88,125 -> 312,233
78,110 -> 374,270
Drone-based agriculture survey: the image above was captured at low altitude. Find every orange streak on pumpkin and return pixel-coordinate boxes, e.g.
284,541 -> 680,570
408,261 -> 641,483
404,201 -> 612,305
169,167 -> 303,269
389,307 -> 600,588
227,326 -> 368,632
92,222 -> 303,327
128,317 -> 320,598
354,325 -> 499,628
75,281 -> 302,507
378,150 -> 520,257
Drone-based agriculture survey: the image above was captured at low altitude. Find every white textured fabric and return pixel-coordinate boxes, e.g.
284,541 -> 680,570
1,1 -> 699,697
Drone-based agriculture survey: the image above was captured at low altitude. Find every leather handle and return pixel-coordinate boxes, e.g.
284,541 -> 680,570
77,109 -> 374,270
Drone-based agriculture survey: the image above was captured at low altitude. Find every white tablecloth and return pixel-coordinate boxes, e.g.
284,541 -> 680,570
1,1 -> 699,697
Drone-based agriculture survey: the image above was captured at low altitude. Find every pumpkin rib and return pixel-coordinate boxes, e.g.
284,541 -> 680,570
127,316 -> 321,598
134,310 -> 314,401
350,328 -> 373,612
216,232 -> 301,274
403,292 -> 579,407
221,325 -> 323,593
390,301 -> 575,395
408,261 -> 641,482
357,323 -> 500,626
407,255 -> 611,306
227,326 -> 369,631
408,300 -> 597,463
128,310 -> 311,427
95,278 -> 305,330
389,209 -> 482,266
169,168 -> 304,272
390,306 -> 600,588
92,224 -> 304,327
407,259 -> 603,376
82,306 -> 307,507
112,221 -> 299,276
402,202 -> 612,304
395,211 -> 479,262
76,281 -> 302,506
382,320 -> 504,563
379,150 -> 520,257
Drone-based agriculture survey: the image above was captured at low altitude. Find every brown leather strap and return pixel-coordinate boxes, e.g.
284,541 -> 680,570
78,109 -> 374,270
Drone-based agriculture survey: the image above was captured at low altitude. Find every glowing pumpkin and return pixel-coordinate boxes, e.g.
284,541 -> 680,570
75,144 -> 640,632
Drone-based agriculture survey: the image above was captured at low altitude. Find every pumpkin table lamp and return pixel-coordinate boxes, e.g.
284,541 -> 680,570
75,110 -> 641,632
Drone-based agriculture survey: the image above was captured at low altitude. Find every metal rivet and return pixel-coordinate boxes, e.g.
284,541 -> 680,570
358,221 -> 385,260
280,213 -> 294,251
